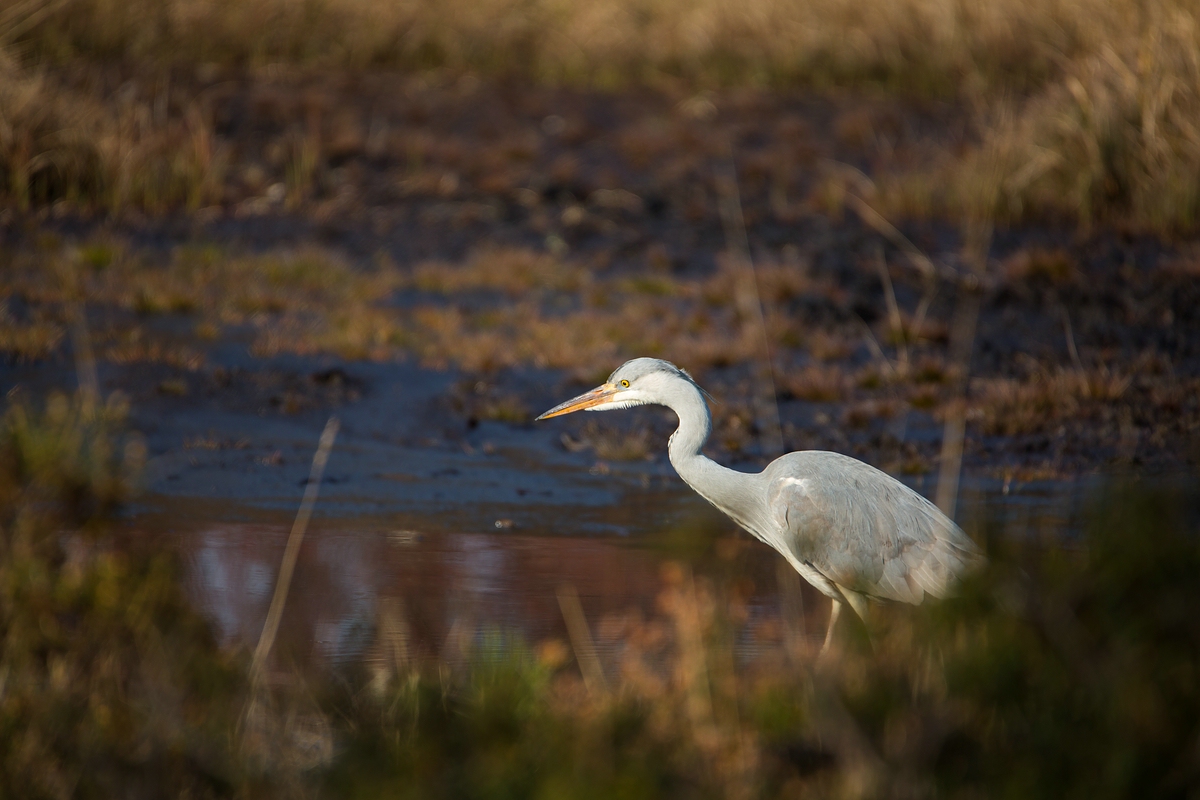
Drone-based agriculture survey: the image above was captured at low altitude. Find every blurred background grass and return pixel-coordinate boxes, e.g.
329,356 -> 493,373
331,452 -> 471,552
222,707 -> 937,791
0,0 -> 1198,229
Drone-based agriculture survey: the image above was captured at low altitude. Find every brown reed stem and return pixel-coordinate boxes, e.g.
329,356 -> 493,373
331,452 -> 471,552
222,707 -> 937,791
673,569 -> 715,732
55,260 -> 99,417
1062,306 -> 1086,373
845,192 -> 943,282
250,416 -> 340,684
935,223 -> 991,519
68,302 -> 99,418
874,244 -> 909,375
556,583 -> 608,695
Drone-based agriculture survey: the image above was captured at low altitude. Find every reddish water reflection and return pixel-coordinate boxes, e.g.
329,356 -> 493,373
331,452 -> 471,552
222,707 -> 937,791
152,476 -> 1085,674
172,519 -> 835,671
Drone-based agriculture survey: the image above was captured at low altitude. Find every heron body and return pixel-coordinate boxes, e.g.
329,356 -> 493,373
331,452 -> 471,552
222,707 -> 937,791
537,357 -> 983,653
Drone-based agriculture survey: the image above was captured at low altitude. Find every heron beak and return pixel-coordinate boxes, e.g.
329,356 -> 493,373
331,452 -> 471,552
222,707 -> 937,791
536,383 -> 621,420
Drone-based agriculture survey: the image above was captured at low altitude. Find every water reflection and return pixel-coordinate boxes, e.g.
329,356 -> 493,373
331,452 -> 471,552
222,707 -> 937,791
156,475 -> 1099,672
180,522 -> 694,667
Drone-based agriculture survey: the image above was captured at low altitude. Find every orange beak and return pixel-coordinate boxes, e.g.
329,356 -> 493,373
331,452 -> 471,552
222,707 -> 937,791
536,383 -> 620,420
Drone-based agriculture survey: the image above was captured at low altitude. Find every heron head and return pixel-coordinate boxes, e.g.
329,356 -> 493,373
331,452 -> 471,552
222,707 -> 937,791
536,357 -> 702,419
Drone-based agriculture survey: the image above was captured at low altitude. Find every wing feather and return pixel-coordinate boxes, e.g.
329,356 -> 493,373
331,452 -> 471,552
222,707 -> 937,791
766,451 -> 983,604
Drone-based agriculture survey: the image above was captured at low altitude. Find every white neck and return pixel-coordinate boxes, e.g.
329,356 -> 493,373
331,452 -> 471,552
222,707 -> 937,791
659,377 -> 770,541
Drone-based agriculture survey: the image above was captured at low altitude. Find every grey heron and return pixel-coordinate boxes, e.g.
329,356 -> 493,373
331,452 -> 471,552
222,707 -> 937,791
537,357 -> 983,654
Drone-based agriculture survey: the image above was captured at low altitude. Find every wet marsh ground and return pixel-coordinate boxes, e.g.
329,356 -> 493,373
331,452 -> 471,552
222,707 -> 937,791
3,1 -> 1200,796
4,71 -> 1200,481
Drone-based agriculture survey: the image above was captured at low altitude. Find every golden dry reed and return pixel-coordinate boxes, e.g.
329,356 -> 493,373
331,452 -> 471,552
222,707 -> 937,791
0,0 -> 1198,230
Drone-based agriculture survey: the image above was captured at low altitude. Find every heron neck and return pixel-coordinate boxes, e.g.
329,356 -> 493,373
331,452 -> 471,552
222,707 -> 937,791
664,382 -> 768,539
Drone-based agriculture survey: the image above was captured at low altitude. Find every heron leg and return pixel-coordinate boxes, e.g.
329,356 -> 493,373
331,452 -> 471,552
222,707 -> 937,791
819,599 -> 842,657
841,587 -> 869,623
836,586 -> 875,654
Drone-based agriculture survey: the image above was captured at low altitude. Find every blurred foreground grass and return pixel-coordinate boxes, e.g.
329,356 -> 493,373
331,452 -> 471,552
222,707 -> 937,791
0,0 -> 1199,229
0,393 -> 250,797
3,390 -> 1199,798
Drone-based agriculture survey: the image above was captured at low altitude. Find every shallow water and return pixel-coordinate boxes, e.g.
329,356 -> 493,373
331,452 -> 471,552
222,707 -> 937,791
5,346 -> 1117,670
130,468 -> 1100,673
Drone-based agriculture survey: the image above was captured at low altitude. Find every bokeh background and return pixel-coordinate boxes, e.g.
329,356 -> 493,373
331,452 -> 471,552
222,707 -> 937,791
2,1 -> 1199,797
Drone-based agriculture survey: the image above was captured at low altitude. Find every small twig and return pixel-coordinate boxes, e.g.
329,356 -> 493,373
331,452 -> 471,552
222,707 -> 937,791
910,285 -> 937,349
250,417 -> 340,684
819,161 -> 939,281
823,160 -> 995,293
847,193 -> 938,281
873,245 -> 909,374
856,316 -> 899,380
556,584 -> 608,695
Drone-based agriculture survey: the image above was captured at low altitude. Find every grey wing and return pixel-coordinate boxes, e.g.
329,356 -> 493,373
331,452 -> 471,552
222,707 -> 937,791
765,452 -> 983,604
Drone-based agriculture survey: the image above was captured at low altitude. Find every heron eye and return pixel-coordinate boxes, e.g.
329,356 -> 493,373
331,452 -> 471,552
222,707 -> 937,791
620,379 -> 630,388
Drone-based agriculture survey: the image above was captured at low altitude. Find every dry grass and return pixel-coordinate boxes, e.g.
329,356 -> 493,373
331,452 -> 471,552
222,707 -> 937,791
14,0 -> 1110,91
780,362 -> 850,403
410,247 -> 588,296
970,366 -> 1134,437
451,378 -> 533,424
5,231 -> 1192,473
0,64 -> 225,212
8,234 -> 1189,468
877,0 -> 1200,232
349,561 -> 812,799
337,484 -> 1200,799
322,247 -> 801,374
0,303 -> 64,361
0,0 -> 1196,228
5,239 -> 778,373
560,418 -> 657,461
1,241 -> 402,363
102,334 -> 206,370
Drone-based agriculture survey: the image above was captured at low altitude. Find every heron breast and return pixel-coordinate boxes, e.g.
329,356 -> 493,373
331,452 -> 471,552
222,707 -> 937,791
780,476 -> 812,492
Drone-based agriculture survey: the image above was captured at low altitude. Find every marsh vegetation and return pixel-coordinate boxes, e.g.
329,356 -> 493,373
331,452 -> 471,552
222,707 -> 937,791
4,0 -> 1200,229
2,0 -> 1199,795
3,0 -> 1199,473
2,393 -> 1198,798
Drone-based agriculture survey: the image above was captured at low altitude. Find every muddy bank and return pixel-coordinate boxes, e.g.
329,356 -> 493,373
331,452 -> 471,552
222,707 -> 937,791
2,76 -> 1197,503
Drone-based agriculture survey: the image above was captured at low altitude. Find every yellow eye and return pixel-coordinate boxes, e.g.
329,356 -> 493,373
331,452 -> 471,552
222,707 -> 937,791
620,379 -> 630,388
